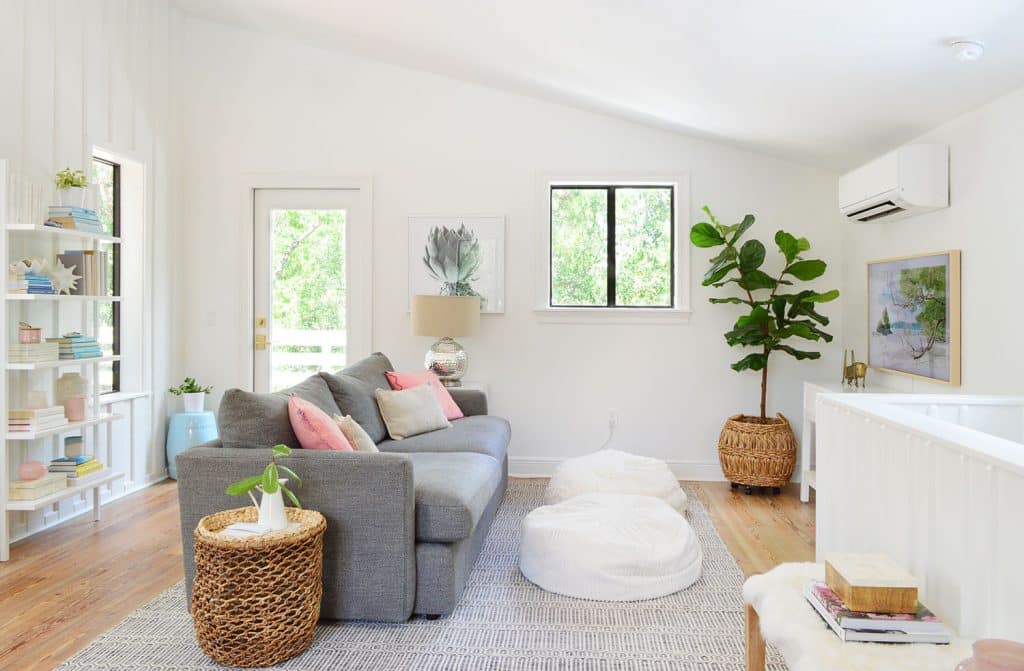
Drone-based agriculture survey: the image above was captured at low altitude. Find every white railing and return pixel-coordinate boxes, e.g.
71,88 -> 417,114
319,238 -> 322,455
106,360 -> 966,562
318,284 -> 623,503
271,328 -> 346,374
816,393 -> 1024,639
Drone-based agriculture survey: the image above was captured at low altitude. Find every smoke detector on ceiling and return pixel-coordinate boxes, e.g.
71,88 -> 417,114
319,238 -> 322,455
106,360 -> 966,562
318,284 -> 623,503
950,40 -> 985,62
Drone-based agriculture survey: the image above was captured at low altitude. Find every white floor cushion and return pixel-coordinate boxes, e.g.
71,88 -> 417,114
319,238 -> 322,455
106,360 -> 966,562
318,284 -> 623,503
519,493 -> 703,601
545,449 -> 688,514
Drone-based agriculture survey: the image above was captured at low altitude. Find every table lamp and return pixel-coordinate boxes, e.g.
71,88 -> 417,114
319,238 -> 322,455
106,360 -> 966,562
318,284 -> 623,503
411,295 -> 480,387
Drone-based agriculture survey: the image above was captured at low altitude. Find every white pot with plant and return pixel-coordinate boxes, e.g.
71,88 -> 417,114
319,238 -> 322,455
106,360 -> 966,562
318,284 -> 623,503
54,167 -> 88,207
225,445 -> 302,531
169,377 -> 213,412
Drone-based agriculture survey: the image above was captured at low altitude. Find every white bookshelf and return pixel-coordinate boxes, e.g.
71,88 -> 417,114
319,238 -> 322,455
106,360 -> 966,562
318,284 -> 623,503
6,354 -> 120,371
0,158 -> 127,561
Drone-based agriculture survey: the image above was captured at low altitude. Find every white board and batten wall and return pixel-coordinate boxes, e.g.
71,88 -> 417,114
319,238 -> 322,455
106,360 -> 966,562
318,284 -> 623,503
0,0 -> 177,543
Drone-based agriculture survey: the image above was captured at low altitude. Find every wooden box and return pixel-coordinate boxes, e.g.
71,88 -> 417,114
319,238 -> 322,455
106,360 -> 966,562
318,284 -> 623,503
825,553 -> 918,614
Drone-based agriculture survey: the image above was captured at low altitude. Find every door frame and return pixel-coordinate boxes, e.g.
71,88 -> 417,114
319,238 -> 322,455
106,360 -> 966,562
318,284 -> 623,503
241,175 -> 373,391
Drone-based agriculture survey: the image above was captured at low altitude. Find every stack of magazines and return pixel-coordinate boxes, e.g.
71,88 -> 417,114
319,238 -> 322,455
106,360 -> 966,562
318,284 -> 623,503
804,581 -> 950,644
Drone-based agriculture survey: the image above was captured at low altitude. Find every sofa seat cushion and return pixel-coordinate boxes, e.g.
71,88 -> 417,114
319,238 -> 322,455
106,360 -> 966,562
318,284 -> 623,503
408,452 -> 502,542
377,415 -> 510,462
218,374 -> 340,450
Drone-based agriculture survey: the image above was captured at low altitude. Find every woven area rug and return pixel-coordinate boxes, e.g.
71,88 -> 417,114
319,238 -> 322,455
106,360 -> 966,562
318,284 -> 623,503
59,481 -> 786,670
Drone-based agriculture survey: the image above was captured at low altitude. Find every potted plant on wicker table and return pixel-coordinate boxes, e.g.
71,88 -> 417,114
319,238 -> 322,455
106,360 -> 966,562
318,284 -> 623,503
690,207 -> 839,494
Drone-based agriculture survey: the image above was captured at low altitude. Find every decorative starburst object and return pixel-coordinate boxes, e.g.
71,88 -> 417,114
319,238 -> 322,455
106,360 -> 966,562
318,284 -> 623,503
48,260 -> 81,295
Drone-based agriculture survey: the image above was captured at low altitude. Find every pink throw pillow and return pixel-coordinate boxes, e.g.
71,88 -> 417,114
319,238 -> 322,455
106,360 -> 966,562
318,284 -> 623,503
288,396 -> 353,451
385,370 -> 464,420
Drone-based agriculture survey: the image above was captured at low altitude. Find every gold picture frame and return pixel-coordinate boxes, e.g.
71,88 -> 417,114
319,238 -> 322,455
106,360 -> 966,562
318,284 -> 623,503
866,250 -> 961,385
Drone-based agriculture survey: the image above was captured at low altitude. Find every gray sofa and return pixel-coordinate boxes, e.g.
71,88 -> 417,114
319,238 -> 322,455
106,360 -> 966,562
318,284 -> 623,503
175,353 -> 510,622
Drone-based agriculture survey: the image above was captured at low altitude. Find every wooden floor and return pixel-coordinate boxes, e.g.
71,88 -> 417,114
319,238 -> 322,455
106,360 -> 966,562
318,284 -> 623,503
0,478 -> 814,671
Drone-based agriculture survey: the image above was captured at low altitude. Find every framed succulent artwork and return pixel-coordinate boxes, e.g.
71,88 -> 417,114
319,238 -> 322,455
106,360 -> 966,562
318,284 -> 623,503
408,215 -> 505,314
867,250 -> 961,385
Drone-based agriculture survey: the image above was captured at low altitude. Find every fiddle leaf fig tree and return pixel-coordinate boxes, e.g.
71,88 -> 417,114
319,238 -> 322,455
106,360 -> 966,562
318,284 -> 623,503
691,206 -> 839,422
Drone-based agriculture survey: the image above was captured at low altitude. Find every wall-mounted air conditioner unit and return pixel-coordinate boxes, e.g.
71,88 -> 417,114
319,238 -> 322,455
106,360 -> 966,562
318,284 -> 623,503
838,144 -> 948,223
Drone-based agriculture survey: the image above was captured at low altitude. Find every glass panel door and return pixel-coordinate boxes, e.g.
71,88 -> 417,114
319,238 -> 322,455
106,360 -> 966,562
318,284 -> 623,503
253,189 -> 360,392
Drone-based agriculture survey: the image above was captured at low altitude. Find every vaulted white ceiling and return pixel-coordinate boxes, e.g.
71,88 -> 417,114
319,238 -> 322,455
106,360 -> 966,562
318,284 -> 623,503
174,0 -> 1024,170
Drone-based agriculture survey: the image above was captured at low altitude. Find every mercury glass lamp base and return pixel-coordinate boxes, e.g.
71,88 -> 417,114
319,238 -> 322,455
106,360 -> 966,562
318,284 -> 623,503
425,336 -> 467,387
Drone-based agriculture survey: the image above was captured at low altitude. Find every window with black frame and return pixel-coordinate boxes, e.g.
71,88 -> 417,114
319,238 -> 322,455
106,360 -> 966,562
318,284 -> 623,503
92,157 -> 121,393
549,184 -> 675,308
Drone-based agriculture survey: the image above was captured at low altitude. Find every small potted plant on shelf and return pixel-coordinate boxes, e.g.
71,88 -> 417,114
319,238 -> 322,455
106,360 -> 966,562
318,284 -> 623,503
54,167 -> 88,207
169,377 -> 213,413
226,445 -> 302,531
690,206 -> 839,494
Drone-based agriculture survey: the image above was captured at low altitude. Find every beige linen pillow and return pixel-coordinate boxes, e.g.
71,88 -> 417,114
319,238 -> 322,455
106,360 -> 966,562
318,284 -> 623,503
333,414 -> 379,452
374,383 -> 450,440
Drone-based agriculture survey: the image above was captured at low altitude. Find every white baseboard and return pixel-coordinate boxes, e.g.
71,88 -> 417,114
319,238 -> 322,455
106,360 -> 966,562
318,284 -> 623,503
509,456 -> 726,481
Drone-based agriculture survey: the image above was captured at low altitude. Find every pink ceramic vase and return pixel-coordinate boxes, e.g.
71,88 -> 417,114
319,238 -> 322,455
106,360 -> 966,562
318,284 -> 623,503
957,640 -> 1024,671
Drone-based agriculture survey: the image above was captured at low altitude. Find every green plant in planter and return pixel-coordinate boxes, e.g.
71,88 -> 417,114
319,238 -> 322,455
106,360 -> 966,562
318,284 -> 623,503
54,167 -> 87,189
226,444 -> 303,509
168,377 -> 213,395
690,206 -> 839,421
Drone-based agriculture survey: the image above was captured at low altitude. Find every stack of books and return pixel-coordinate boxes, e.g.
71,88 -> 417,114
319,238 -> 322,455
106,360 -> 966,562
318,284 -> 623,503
805,581 -> 949,643
46,334 -> 102,360
56,251 -> 108,295
49,455 -> 106,485
45,206 -> 103,233
9,472 -> 68,501
8,273 -> 27,293
21,273 -> 55,295
8,407 -> 68,433
8,342 -> 60,363
806,554 -> 950,644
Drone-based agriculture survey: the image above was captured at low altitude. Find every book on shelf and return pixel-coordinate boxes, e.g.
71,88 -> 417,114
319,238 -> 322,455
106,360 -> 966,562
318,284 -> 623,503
9,406 -> 66,419
804,580 -> 950,644
51,454 -> 94,465
45,217 -> 103,233
48,460 -> 102,477
67,467 -> 111,487
57,251 -> 108,296
9,473 -> 68,500
8,342 -> 60,362
9,407 -> 69,432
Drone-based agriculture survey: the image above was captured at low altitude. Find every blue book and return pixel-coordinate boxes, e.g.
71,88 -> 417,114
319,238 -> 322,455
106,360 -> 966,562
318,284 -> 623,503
51,455 -> 94,464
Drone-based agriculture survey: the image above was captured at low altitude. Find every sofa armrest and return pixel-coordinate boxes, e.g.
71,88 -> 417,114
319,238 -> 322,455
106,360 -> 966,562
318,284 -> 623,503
176,447 -> 415,622
449,388 -> 487,416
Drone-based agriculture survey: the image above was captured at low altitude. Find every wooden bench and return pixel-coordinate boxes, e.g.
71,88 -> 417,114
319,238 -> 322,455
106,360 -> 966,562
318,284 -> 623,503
742,563 -> 971,671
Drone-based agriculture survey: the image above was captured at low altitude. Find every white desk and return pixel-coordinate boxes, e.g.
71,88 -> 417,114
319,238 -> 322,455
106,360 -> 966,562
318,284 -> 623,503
800,381 -> 887,502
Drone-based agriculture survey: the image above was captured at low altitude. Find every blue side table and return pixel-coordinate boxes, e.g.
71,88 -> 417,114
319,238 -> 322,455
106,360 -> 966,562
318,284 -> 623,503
166,411 -> 218,479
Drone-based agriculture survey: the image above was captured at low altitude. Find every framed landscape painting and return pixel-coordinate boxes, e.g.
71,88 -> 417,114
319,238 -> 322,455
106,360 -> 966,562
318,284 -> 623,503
867,250 -> 960,385
408,215 -> 505,313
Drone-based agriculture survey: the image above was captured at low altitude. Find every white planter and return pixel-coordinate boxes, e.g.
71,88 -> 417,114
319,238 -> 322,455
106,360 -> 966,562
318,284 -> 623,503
57,186 -> 86,208
182,392 -> 205,413
258,482 -> 289,531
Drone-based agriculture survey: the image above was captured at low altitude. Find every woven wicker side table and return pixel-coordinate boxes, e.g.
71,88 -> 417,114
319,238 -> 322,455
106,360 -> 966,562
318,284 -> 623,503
191,507 -> 326,668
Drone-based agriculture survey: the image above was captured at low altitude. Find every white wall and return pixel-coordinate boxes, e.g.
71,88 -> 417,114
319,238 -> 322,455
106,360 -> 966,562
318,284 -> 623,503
841,86 -> 1024,395
0,0 -> 176,540
176,17 -> 844,478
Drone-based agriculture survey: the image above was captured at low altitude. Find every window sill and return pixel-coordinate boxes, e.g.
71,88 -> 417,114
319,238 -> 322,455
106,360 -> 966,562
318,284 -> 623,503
533,307 -> 691,325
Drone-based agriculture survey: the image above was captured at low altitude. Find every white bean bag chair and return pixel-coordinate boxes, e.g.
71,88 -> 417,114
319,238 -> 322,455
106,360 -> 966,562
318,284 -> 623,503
519,493 -> 703,601
545,449 -> 687,514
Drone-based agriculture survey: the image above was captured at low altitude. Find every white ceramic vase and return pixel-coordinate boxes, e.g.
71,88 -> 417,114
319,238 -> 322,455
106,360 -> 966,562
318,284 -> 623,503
58,186 -> 86,207
182,392 -> 205,413
258,481 -> 289,531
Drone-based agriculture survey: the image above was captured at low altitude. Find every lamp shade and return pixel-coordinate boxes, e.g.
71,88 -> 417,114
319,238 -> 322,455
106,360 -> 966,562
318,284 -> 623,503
411,295 -> 480,337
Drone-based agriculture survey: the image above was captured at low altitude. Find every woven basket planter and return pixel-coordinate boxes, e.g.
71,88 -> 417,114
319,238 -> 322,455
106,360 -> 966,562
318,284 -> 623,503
191,506 -> 326,668
717,413 -> 797,488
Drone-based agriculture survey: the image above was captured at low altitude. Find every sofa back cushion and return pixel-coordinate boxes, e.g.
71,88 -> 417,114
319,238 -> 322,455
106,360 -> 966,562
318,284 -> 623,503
319,352 -> 395,443
218,374 -> 339,450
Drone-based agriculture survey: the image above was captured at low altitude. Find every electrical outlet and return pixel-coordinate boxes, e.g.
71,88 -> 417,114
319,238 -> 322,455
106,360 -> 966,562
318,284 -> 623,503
608,410 -> 616,430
